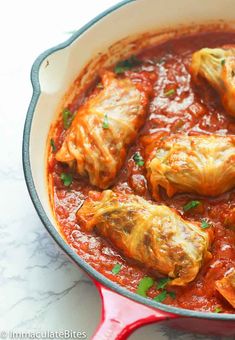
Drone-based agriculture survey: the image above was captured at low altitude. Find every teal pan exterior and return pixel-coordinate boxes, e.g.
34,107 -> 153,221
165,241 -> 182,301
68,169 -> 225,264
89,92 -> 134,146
22,0 -> 235,326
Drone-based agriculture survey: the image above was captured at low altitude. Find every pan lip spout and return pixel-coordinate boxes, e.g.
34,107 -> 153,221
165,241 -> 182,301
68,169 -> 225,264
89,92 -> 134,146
22,0 -> 235,321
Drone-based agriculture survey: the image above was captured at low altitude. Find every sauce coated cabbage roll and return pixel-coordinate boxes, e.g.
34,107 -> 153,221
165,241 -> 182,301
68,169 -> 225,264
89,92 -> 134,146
77,190 -> 212,286
216,270 -> 235,308
143,133 -> 235,198
56,71 -> 153,189
190,47 -> 235,117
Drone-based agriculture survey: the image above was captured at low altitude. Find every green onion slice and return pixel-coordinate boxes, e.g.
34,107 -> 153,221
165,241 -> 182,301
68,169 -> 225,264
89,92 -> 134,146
63,108 -> 74,129
156,277 -> 171,290
133,152 -> 144,166
201,220 -> 210,229
136,276 -> 154,297
164,88 -> 175,97
114,55 -> 141,74
112,264 -> 122,275
102,113 -> 109,129
61,173 -> 73,186
50,138 -> 56,153
183,200 -> 201,212
153,290 -> 168,302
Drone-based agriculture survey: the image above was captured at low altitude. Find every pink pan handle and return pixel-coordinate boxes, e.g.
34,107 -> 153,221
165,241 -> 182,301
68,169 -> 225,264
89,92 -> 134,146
92,281 -> 178,340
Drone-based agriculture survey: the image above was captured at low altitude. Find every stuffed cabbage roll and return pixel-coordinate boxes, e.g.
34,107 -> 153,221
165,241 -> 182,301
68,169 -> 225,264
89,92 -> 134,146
56,71 -> 152,189
190,47 -> 235,116
216,270 -> 235,308
144,133 -> 235,199
77,190 -> 212,286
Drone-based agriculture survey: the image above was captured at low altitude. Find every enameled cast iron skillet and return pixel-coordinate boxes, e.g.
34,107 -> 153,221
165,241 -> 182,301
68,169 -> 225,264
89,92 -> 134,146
23,0 -> 235,338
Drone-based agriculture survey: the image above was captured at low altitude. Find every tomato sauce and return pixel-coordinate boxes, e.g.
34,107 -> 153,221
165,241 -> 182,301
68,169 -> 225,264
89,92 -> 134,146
48,31 -> 235,313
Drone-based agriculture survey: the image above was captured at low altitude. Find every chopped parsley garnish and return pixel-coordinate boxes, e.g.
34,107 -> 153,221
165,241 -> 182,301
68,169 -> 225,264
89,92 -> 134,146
201,220 -> 210,229
164,88 -> 175,97
50,138 -> 56,153
183,200 -> 201,212
114,55 -> 141,74
112,263 -> 122,275
157,277 -> 171,290
63,108 -> 74,129
221,59 -> 226,66
60,173 -> 73,186
168,291 -> 176,299
136,276 -> 154,297
102,113 -> 109,129
133,152 -> 144,166
154,290 -> 168,302
214,307 -> 222,313
155,278 -> 175,302
153,290 -> 176,302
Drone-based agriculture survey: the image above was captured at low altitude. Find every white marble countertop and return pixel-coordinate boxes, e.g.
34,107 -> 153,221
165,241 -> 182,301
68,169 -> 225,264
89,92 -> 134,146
0,1 -> 232,339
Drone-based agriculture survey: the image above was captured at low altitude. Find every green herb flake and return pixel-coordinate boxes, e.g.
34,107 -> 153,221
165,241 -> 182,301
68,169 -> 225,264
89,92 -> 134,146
50,138 -> 56,153
133,152 -> 144,166
201,220 -> 210,229
114,55 -> 141,74
214,307 -> 222,313
183,200 -> 201,212
221,59 -> 226,66
111,263 -> 122,275
136,276 -> 154,297
168,291 -> 176,299
153,290 -> 168,302
102,113 -> 109,129
62,108 -> 74,129
157,277 -> 171,290
60,173 -> 73,187
164,88 -> 175,97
